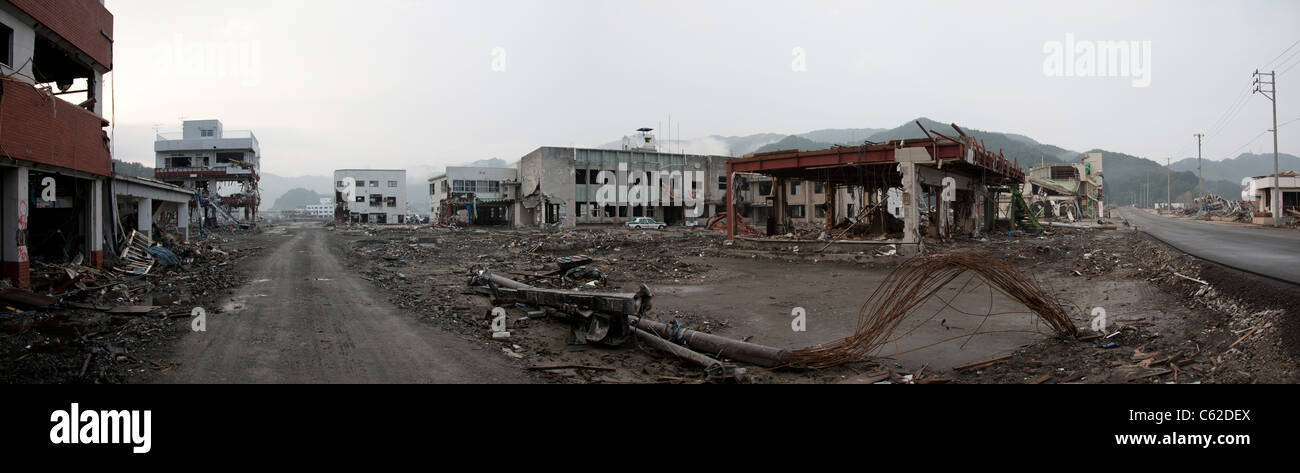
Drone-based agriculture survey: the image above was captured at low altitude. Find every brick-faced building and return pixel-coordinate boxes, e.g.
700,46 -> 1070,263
0,0 -> 113,287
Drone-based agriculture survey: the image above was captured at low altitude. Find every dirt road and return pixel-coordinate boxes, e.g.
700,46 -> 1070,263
150,223 -> 534,383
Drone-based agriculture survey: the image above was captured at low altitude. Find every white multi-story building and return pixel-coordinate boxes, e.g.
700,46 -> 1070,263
154,119 -> 262,224
334,169 -> 407,224
305,197 -> 333,219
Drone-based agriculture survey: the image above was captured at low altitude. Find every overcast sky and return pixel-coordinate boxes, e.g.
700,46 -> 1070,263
106,0 -> 1300,177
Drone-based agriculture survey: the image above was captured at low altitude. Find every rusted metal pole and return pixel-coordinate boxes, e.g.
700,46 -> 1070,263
630,316 -> 788,368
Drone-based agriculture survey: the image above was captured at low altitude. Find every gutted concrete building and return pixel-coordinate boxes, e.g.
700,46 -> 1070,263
153,119 -> 261,226
515,143 -> 729,228
724,123 -> 1027,253
428,166 -> 519,225
0,0 -> 114,288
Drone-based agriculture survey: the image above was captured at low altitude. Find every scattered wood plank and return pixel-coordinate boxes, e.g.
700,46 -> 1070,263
1031,374 -> 1052,384
1125,367 -> 1172,382
107,305 -> 159,314
526,364 -> 615,372
0,288 -> 58,308
953,354 -> 1012,371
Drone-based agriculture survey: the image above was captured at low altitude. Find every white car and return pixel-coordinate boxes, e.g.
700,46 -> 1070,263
626,217 -> 666,229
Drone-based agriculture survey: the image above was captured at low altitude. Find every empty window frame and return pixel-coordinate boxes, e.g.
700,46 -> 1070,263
388,180 -> 398,187
718,176 -> 727,190
369,194 -> 383,206
1,22 -> 12,67
788,204 -> 806,218
575,169 -> 587,185
369,181 -> 379,187
385,197 -> 397,207
355,196 -> 365,203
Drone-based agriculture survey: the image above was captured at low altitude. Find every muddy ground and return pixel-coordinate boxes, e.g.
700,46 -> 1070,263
336,221 -> 1299,384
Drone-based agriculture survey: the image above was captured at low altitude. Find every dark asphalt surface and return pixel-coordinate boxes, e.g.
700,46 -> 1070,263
1120,207 -> 1300,285
152,223 -> 533,383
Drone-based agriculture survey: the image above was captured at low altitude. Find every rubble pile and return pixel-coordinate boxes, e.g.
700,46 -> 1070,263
0,233 -> 266,383
1181,194 -> 1256,222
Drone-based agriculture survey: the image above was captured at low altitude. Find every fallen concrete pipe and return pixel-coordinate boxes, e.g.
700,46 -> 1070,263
632,327 -> 721,370
630,316 -> 789,368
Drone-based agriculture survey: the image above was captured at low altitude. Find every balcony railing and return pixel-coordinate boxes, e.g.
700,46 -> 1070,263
155,130 -> 258,141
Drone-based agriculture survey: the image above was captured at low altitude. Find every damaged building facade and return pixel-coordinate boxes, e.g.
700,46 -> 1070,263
334,169 -> 407,224
0,0 -> 113,288
724,124 -> 1027,253
1022,152 -> 1104,221
428,166 -> 519,225
153,119 -> 261,227
515,143 -> 728,228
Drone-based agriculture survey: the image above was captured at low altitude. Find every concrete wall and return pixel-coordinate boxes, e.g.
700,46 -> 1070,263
334,169 -> 407,223
518,147 -> 578,227
0,5 -> 37,83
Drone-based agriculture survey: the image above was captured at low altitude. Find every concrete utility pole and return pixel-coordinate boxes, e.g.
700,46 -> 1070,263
1253,70 -> 1279,227
1166,157 -> 1171,212
1194,133 -> 1204,197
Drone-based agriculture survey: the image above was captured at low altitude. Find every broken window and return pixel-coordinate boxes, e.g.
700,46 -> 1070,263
815,204 -> 827,218
791,180 -> 801,196
788,204 -> 806,218
718,176 -> 727,190
1,22 -> 12,67
632,206 -> 644,217
169,156 -> 192,167
369,181 -> 379,187
356,179 -> 367,187
339,181 -> 346,188
385,197 -> 397,207
217,152 -> 242,164
759,182 -> 772,196
575,169 -> 587,184
814,182 -> 824,194
355,196 -> 364,203
646,207 -> 655,218
370,194 -> 382,206
388,180 -> 397,187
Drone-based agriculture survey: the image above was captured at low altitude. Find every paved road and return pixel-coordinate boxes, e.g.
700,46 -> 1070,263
1120,207 -> 1300,285
153,224 -> 531,383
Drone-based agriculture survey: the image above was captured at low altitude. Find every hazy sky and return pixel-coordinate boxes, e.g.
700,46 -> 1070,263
106,0 -> 1300,177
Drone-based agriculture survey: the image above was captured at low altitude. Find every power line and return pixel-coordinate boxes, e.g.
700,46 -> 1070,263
1281,57 -> 1300,76
1262,39 -> 1300,70
1217,130 -> 1268,160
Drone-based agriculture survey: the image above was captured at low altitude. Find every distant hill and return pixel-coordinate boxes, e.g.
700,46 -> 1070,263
271,188 -> 329,210
112,159 -> 153,178
1170,152 -> 1300,184
796,128 -> 887,145
753,135 -> 836,154
1087,149 -> 1242,205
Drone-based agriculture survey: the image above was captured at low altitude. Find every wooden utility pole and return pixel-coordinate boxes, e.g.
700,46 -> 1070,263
1166,157 -> 1171,211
